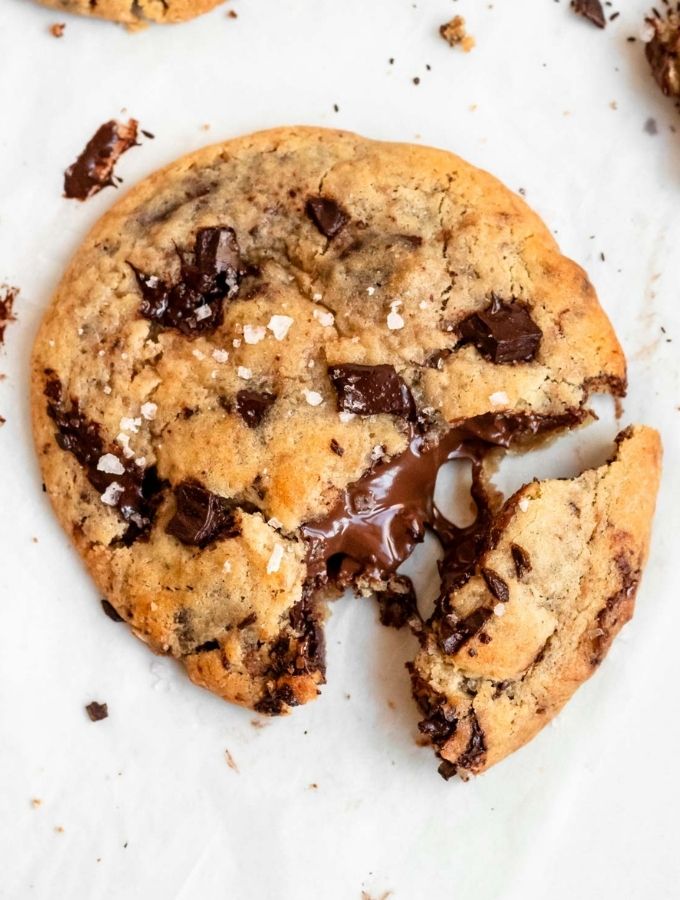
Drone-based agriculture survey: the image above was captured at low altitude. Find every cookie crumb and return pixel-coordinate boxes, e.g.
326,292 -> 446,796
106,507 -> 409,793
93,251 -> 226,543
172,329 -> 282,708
31,798 -> 42,809
0,285 -> 19,346
645,7 -> 680,99
227,9 -> 238,18
571,0 -> 606,29
439,16 -> 476,51
85,701 -> 108,721
54,826 -> 64,834
224,749 -> 239,771
50,23 -> 65,37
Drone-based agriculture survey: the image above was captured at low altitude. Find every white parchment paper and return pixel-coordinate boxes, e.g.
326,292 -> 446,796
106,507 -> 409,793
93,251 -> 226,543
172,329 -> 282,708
0,1 -> 678,897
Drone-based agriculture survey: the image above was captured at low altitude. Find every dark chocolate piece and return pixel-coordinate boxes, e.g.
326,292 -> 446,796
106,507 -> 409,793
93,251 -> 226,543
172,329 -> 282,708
510,543 -> 531,579
327,363 -> 416,419
305,196 -> 349,239
376,576 -> 418,629
330,438 -> 344,457
166,481 -> 240,548
439,607 -> 492,655
44,372 -> 164,539
130,226 -> 246,337
437,759 -> 458,780
645,10 -> 680,98
0,284 -> 18,346
456,711 -> 487,770
571,0 -> 606,28
64,120 -> 138,201
85,701 -> 108,722
101,599 -> 123,622
456,295 -> 542,364
235,390 -> 276,428
481,568 -> 510,603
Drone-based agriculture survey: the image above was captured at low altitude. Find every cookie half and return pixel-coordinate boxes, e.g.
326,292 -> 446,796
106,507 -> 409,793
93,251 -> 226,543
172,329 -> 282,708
32,127 -> 653,758
38,0 -> 224,26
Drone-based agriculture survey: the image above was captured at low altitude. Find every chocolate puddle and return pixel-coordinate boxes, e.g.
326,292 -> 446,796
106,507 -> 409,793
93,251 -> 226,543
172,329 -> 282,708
302,411 -> 580,604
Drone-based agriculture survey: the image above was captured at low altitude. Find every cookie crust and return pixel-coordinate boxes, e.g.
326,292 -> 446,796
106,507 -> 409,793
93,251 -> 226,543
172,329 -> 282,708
38,0 -> 224,26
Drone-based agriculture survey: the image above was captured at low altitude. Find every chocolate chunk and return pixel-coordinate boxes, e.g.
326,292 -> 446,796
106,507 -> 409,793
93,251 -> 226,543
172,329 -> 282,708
237,613 -> 257,630
571,0 -> 606,29
481,567 -> 510,602
44,373 -> 164,539
101,599 -> 123,622
166,481 -> 240,548
328,363 -> 416,419
64,120 -> 138,201
510,543 -> 531,579
192,639 -> 220,653
439,607 -> 492,655
130,226 -> 246,337
0,284 -> 18,346
645,10 -> 680,98
437,759 -> 458,780
305,196 -> 349,239
330,438 -> 344,456
85,701 -> 108,722
376,576 -> 418,629
235,390 -> 276,428
457,296 -> 542,364
457,712 -> 487,770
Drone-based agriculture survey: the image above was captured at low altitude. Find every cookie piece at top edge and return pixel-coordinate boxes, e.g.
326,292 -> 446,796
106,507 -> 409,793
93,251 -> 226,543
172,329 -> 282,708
31,126 -> 627,716
37,0 -> 225,26
411,425 -> 661,779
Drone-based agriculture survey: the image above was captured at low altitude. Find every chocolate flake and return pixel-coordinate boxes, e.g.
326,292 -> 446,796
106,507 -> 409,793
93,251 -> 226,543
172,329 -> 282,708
571,0 -> 606,28
439,607 -> 493,655
481,567 -> 510,603
166,481 -> 241,548
327,363 -> 416,419
305,196 -> 349,239
330,438 -> 344,456
0,285 -> 18,346
130,226 -> 246,337
510,543 -> 531,579
456,296 -> 542,364
235,390 -> 276,428
101,599 -> 123,622
85,701 -> 108,722
64,120 -> 139,201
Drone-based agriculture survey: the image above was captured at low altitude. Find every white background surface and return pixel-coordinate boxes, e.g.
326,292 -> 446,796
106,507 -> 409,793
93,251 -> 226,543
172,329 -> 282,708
0,1 -> 678,898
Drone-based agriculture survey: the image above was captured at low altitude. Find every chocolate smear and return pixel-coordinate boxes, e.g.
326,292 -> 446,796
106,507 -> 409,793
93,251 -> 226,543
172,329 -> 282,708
328,363 -> 416,419
85,701 -> 108,722
456,295 -> 542,364
305,196 -> 349,239
44,372 -> 164,540
129,226 -> 246,337
64,119 -> 139,201
571,0 -> 606,29
0,285 -> 18,346
166,481 -> 241,548
235,390 -> 276,428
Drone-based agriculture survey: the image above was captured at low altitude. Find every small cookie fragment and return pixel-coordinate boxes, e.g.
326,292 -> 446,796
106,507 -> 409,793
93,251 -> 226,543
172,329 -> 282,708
645,7 -> 680,99
85,701 -> 108,721
0,285 -> 19,346
439,16 -> 475,52
64,119 -> 139,201
571,0 -> 606,29
50,23 -> 65,37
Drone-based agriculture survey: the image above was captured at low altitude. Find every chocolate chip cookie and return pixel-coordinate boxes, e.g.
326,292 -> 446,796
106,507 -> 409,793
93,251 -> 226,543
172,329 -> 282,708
31,127 -> 660,773
37,0 -> 224,26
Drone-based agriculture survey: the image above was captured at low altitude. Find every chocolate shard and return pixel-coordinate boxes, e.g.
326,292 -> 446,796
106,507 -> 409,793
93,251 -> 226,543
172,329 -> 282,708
327,363 -> 416,419
456,295 -> 542,364
571,0 -> 606,29
439,607 -> 493,655
166,481 -> 241,548
510,543 -> 532,579
85,701 -> 108,722
129,227 -> 246,337
305,196 -> 349,239
64,119 -> 138,201
101,599 -> 123,622
235,390 -> 276,428
481,567 -> 510,603
330,438 -> 344,456
437,759 -> 458,780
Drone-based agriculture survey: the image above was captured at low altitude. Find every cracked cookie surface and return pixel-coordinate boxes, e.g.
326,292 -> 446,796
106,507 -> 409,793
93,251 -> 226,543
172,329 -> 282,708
32,127 -> 655,766
37,0 -> 224,26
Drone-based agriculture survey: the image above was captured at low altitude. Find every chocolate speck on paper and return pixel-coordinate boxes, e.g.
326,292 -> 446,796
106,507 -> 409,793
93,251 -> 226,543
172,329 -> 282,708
0,285 -> 19,346
644,117 -> 658,135
85,701 -> 109,722
225,749 -> 239,772
64,119 -> 139,201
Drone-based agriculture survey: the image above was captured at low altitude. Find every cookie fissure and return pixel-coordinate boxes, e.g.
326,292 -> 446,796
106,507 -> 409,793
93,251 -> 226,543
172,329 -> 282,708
130,226 -> 247,336
44,372 -> 163,538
